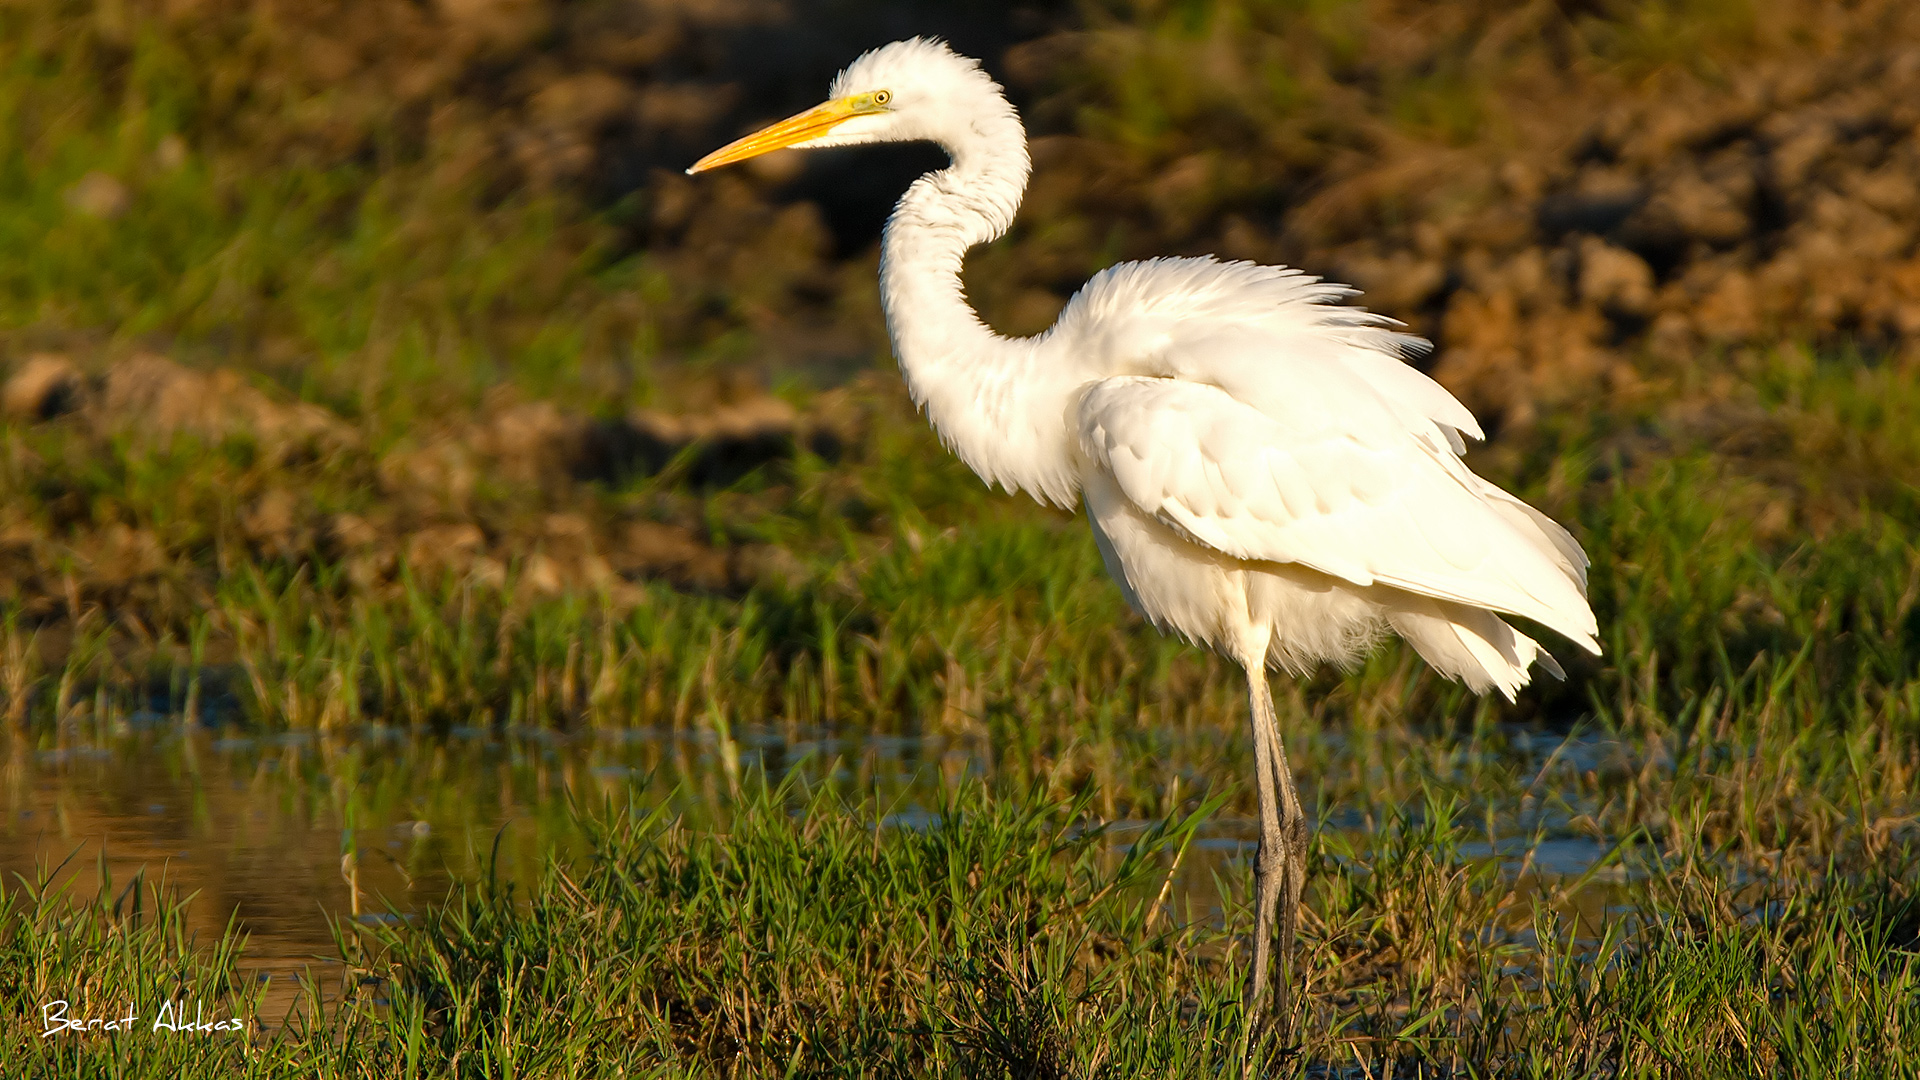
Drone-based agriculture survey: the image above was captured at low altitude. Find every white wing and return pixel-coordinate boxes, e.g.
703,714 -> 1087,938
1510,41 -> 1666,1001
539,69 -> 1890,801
1067,262 -> 1598,652
1055,257 -> 1484,453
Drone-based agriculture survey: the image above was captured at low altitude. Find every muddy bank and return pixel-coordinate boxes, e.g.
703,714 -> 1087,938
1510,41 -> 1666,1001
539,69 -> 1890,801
9,0 -> 1915,417
2,0 -> 1918,679
0,352 -> 871,625
998,1 -> 1920,432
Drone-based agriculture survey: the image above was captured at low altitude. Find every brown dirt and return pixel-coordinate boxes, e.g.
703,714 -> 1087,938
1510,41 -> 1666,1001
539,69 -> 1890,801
3,0 -> 1916,644
18,0 -> 1916,418
1417,41 -> 1920,427
998,1 -> 1920,431
0,351 -> 873,622
0,355 -> 82,421
2,351 -> 356,460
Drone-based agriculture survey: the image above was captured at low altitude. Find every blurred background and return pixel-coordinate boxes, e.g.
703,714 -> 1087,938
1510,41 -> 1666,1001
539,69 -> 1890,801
1,0 -> 1916,608
1,0 -> 1918,1051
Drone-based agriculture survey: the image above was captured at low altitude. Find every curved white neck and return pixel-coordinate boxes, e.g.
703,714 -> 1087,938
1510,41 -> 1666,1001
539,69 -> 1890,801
878,114 -> 1080,508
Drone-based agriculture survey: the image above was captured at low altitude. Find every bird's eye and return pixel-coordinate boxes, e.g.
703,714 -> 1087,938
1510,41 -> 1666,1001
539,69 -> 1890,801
872,90 -> 891,106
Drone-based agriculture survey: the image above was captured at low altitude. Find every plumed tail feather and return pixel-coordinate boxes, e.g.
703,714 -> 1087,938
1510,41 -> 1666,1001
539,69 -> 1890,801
1386,597 -> 1565,702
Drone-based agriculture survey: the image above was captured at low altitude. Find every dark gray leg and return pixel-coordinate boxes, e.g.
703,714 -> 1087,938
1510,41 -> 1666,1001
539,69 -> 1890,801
1244,661 -> 1308,1024
1245,669 -> 1284,1014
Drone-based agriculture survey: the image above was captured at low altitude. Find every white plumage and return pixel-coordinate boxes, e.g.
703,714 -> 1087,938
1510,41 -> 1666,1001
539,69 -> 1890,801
691,37 -> 1600,1019
1066,264 -> 1598,693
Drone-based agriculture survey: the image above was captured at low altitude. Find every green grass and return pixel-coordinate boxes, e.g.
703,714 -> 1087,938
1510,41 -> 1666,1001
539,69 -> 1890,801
0,0 -> 742,420
4,778 -> 1916,1076
4,343 -> 1918,1072
1,0 -> 1917,1073
9,348 -> 1919,822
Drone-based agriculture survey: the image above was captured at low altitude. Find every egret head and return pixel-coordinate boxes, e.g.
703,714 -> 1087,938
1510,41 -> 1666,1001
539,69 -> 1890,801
688,38 -> 1015,174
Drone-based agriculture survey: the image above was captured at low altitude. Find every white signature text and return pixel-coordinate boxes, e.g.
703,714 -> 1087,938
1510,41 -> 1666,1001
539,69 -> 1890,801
40,999 -> 249,1037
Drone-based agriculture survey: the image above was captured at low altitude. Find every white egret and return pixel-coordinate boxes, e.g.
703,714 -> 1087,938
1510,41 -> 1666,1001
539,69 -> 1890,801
690,38 -> 1599,1016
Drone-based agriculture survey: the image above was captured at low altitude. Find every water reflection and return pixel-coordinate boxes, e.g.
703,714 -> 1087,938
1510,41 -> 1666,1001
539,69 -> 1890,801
0,718 -> 1008,1023
1,719 -> 1642,1025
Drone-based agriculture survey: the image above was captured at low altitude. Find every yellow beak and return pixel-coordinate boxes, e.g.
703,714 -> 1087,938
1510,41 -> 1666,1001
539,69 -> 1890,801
687,98 -> 864,174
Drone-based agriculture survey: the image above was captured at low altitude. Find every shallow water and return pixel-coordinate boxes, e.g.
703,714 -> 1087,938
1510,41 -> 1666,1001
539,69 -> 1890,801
1,716 -> 1637,1025
1,715 -> 1013,1024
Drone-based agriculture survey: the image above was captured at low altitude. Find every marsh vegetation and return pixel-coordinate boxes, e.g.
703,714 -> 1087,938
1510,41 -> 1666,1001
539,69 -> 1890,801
1,0 -> 1917,1074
